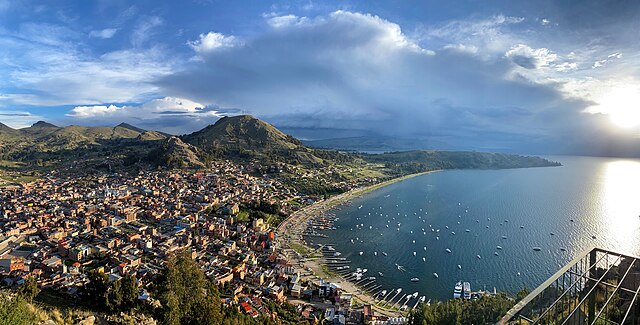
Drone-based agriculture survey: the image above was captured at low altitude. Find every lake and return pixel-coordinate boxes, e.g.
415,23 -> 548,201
309,156 -> 640,302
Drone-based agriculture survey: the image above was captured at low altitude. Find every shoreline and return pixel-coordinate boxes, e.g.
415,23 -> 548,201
277,169 -> 441,316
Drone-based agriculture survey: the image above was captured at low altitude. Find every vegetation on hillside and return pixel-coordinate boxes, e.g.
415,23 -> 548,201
408,289 -> 529,325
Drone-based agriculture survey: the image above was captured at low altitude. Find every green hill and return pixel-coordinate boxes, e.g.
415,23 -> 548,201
182,115 -> 326,165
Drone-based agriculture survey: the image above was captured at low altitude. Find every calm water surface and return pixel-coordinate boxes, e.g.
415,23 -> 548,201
310,156 -> 640,301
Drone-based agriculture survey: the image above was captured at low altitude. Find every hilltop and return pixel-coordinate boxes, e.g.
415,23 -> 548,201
182,115 -> 327,165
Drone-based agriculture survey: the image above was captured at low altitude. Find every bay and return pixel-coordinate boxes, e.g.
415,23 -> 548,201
309,156 -> 640,301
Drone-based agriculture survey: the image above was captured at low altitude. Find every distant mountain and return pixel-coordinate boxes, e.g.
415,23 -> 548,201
303,136 -> 454,152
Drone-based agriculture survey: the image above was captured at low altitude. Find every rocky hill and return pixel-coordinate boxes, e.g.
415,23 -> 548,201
181,115 -> 327,165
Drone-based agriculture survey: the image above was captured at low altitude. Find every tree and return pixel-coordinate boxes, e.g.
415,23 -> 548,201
158,251 -> 223,325
17,277 -> 39,302
85,269 -> 110,306
106,280 -> 123,312
120,275 -> 138,311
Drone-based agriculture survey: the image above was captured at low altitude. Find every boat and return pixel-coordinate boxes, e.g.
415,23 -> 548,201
423,246 -> 427,251
451,231 -> 456,235
550,232 -> 555,236
560,248 -> 567,252
520,226 -> 524,229
465,229 -> 470,232
379,272 -> 384,277
457,265 -> 462,269
463,282 -> 471,300
411,277 -> 420,282
379,290 -> 387,297
413,252 -> 417,256
362,269 -> 368,274
476,255 -> 481,259
374,251 -> 378,256
359,251 -> 363,255
494,252 -> 499,256
445,248 -> 452,253
496,246 -> 502,249
333,252 -> 342,256
533,247 -> 542,251
422,257 -> 426,262
454,281 -> 463,298
501,235 -> 507,239
433,273 -> 438,278
382,252 -> 388,256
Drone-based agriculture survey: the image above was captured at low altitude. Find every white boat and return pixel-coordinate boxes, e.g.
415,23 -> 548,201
496,246 -> 502,250
411,278 -> 420,282
382,252 -> 388,256
413,252 -> 417,256
374,251 -> 378,256
533,247 -> 542,251
423,246 -> 427,251
422,257 -> 426,262
359,251 -> 363,255
457,265 -> 462,269
379,272 -> 384,277
463,282 -> 471,300
476,255 -> 481,259
433,273 -> 438,278
494,252 -> 499,256
465,229 -> 470,232
454,281 -> 463,299
445,248 -> 452,253
362,269 -> 368,274
379,290 -> 387,297
333,252 -> 342,256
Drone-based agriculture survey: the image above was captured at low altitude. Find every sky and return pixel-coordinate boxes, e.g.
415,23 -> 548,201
0,0 -> 640,156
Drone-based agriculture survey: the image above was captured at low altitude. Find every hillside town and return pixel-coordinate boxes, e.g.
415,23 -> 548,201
0,160 -> 405,324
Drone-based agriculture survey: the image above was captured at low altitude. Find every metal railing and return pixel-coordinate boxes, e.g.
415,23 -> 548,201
499,247 -> 640,325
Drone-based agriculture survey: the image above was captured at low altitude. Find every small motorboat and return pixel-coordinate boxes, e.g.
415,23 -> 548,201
411,277 -> 420,282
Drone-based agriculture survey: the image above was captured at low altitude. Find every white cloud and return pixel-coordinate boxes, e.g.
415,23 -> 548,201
131,16 -> 162,47
443,43 -> 478,54
505,44 -> 557,69
0,110 -> 44,129
423,15 -> 525,56
67,97 -> 220,134
187,32 -> 240,53
592,59 -> 607,68
89,28 -> 117,39
160,10 -> 597,146
555,62 -> 578,72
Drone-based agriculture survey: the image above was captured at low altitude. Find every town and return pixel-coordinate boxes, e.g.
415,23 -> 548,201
0,160 -> 403,324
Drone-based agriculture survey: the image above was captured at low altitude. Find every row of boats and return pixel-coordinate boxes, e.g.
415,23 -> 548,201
453,281 -> 472,299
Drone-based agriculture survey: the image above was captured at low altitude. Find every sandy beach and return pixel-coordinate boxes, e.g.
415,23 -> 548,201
277,170 -> 440,316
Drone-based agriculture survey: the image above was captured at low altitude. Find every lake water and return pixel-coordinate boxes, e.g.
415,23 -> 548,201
310,156 -> 640,301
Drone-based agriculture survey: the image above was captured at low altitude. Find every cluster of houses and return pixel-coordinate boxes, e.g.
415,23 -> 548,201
0,160 -> 404,324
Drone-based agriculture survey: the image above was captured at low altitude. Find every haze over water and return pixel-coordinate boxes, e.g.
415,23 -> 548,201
311,156 -> 640,301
